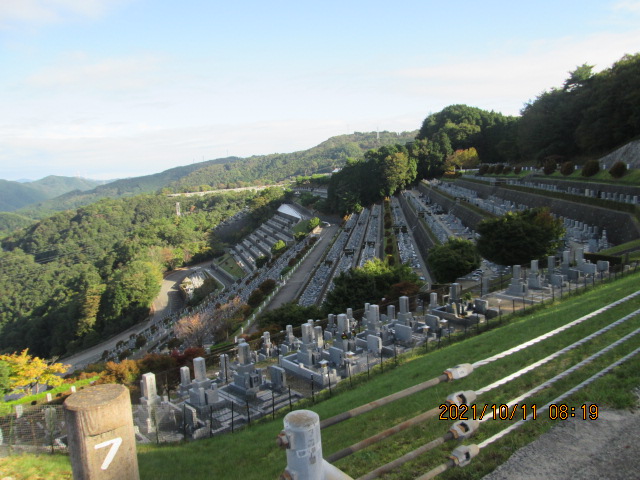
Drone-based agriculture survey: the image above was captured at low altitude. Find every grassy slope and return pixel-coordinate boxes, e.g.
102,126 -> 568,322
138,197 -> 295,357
3,271 -> 639,480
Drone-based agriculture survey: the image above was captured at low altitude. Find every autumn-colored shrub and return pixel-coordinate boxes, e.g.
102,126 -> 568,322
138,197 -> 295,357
609,161 -> 627,178
582,159 -> 600,177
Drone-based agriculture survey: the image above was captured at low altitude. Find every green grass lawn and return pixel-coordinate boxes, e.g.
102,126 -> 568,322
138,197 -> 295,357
548,167 -> 640,185
3,272 -> 639,480
214,253 -> 245,279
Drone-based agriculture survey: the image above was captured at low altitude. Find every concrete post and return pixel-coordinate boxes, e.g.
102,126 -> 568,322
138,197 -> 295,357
64,384 -> 139,480
278,410 -> 324,480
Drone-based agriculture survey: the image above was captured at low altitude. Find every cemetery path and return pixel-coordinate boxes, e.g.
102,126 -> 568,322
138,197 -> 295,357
481,407 -> 640,480
61,260 -> 216,372
259,223 -> 340,314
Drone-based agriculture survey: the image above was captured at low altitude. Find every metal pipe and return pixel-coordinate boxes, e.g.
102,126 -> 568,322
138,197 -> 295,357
320,374 -> 448,429
414,461 -> 453,480
357,434 -> 452,480
326,407 -> 440,463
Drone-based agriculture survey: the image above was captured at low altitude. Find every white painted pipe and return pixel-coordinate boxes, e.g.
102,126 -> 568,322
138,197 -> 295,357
279,410 -> 354,480
279,410 -> 324,480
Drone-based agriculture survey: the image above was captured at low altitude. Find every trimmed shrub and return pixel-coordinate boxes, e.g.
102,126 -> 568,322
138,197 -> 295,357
543,159 -> 557,175
494,164 -> 504,174
560,161 -> 575,176
478,164 -> 489,175
609,161 -> 627,178
582,159 -> 600,177
514,166 -> 522,174
502,165 -> 513,174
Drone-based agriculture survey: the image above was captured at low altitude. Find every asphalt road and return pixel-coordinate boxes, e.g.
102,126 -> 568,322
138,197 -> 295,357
60,261 -> 222,372
263,223 -> 339,311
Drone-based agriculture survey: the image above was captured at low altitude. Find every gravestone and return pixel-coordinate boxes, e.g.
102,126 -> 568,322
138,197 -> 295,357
506,265 -> 528,296
337,314 -> 348,335
449,283 -> 461,302
367,335 -> 382,354
424,314 -> 439,332
395,324 -> 412,343
219,354 -> 230,383
179,366 -> 191,396
429,292 -> 438,311
387,304 -> 396,320
189,387 -> 206,407
328,346 -> 344,366
597,260 -> 610,273
140,372 -> 160,406
528,260 -> 543,289
192,357 -> 212,390
398,296 -> 411,324
314,326 -> 324,348
474,299 -> 488,314
269,365 -> 287,391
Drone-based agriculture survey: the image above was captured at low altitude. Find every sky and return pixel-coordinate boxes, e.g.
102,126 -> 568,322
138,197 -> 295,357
1,1 -> 639,181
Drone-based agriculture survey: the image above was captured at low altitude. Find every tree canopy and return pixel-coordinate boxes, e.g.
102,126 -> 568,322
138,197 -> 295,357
427,238 -> 481,283
0,349 -> 69,395
476,208 -> 565,266
518,54 -> 640,162
322,258 -> 421,315
0,190 -> 269,357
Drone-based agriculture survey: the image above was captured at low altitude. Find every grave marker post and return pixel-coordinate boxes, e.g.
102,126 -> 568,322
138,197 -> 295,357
64,384 -> 139,480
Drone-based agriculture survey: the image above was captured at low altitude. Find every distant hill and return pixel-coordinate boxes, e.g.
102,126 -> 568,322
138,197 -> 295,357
29,175 -> 110,198
0,180 -> 48,211
0,212 -> 36,237
0,176 -> 108,213
18,132 -> 417,218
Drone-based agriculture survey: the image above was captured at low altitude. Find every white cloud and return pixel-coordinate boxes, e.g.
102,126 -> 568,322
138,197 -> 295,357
25,53 -> 165,92
0,0 -> 124,27
612,1 -> 640,13
392,30 -> 640,115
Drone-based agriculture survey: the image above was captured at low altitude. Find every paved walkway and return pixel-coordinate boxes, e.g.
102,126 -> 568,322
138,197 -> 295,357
264,224 -> 339,311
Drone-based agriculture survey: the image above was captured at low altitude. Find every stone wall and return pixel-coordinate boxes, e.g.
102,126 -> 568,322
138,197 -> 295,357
454,179 -> 640,245
518,177 -> 640,198
598,139 -> 640,170
398,193 -> 435,260
417,183 -> 487,229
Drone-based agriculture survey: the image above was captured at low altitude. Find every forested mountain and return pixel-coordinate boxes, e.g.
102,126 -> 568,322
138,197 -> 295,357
0,176 -> 107,213
0,180 -> 48,212
326,54 -> 640,213
0,187 -> 287,357
0,213 -> 34,238
15,160 -> 239,219
169,131 -> 417,191
518,53 -> 640,161
16,132 -> 416,219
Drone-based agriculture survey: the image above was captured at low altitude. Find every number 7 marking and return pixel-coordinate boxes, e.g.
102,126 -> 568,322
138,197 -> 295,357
94,437 -> 122,470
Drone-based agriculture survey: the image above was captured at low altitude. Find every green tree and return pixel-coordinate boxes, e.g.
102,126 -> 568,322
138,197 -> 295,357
255,255 -> 270,268
0,360 -> 13,396
271,240 -> 286,254
323,259 -> 420,314
427,238 -> 481,283
476,208 -> 565,266
308,217 -> 320,230
563,63 -> 594,92
257,302 -> 323,332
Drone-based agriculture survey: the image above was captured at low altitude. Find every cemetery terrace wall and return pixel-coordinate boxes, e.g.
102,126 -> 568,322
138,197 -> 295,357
520,177 -> 640,198
398,193 -> 435,260
416,183 -> 487,229
454,179 -> 640,245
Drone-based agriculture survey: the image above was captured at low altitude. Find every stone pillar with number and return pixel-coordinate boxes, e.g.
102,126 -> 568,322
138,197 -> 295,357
64,384 -> 139,480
